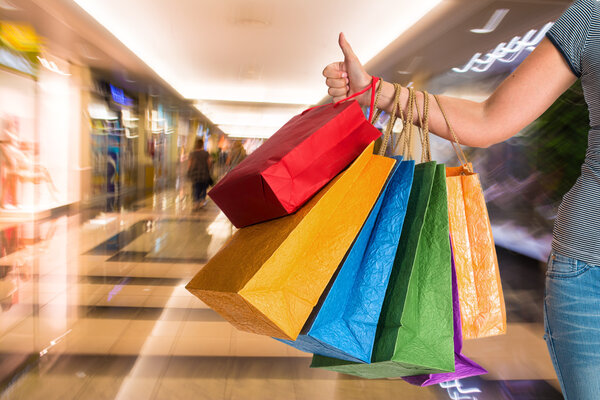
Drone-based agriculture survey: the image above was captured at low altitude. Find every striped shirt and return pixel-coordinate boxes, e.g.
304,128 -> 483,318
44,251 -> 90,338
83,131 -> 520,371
546,0 -> 600,265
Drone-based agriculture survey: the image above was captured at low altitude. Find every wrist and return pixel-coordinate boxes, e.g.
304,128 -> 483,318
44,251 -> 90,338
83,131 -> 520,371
354,75 -> 375,107
378,80 -> 399,113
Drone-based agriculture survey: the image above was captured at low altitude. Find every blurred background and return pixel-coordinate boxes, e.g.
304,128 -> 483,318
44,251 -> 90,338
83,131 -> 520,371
0,0 -> 581,399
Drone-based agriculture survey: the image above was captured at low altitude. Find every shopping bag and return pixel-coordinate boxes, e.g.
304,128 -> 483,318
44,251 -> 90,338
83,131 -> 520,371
208,79 -> 382,228
446,166 -> 506,339
403,244 -> 487,386
434,95 -> 506,339
278,157 -> 415,362
310,162 -> 455,378
186,142 -> 396,340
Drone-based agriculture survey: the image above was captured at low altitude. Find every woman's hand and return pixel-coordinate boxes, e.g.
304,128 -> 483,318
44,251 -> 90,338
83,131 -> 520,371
322,33 -> 372,104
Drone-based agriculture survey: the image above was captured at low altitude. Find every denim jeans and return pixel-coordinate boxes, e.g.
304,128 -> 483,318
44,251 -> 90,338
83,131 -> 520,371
544,250 -> 600,399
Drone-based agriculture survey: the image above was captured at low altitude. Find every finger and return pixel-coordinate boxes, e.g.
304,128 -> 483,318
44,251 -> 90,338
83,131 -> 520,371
328,87 -> 347,98
322,63 -> 348,79
339,32 -> 359,62
326,77 -> 347,88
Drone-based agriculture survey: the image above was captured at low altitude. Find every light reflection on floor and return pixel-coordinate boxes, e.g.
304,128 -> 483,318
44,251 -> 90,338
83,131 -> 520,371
0,189 -> 563,399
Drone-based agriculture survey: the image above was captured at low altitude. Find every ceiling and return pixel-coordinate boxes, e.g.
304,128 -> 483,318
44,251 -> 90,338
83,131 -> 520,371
0,0 -> 199,111
3,0 -> 573,139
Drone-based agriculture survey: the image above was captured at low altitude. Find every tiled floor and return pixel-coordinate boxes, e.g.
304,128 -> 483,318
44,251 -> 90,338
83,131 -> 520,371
0,189 -> 563,399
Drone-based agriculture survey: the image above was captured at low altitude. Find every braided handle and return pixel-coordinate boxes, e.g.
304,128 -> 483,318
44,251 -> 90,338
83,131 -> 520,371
414,91 -> 432,162
433,94 -> 471,171
377,83 -> 402,156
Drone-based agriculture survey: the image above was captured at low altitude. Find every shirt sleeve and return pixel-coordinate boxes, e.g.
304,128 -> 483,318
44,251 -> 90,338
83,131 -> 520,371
546,0 -> 595,77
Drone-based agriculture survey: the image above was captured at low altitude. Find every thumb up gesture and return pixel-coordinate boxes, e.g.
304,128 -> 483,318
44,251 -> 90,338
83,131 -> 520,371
322,33 -> 373,103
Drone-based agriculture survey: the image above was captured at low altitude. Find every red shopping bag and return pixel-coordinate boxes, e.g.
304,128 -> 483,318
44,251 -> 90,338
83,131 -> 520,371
208,79 -> 382,228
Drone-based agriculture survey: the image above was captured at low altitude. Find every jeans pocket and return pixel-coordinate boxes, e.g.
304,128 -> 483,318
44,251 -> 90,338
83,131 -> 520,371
546,250 -> 591,279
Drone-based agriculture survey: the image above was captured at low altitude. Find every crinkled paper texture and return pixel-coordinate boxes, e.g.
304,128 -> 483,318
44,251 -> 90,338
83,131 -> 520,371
208,101 -> 381,227
311,163 -> 455,378
446,165 -> 506,339
186,143 -> 395,340
279,158 -> 414,362
402,245 -> 487,386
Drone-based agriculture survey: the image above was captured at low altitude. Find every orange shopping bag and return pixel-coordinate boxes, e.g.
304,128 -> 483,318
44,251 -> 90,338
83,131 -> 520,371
435,95 -> 507,339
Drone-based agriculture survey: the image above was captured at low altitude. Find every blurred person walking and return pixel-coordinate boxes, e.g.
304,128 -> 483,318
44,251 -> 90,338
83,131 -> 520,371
188,138 -> 212,210
322,1 -> 600,398
226,141 -> 247,169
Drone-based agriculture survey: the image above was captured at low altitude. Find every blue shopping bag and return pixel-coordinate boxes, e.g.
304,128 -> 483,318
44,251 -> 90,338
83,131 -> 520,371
278,157 -> 414,362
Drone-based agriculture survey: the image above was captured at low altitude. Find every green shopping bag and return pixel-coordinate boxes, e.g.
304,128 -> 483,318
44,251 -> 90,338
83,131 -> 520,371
311,161 -> 454,378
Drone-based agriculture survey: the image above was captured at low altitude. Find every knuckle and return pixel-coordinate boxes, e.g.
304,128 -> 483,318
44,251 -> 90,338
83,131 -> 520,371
328,87 -> 346,97
322,64 -> 335,76
327,78 -> 344,88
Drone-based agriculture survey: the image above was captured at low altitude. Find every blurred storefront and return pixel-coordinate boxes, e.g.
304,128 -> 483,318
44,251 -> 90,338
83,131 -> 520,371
0,20 -> 208,219
0,22 -> 82,221
145,99 -> 175,190
84,79 -> 140,210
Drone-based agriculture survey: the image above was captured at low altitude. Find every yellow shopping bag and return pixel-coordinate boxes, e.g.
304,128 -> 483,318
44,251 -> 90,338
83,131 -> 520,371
186,142 -> 396,340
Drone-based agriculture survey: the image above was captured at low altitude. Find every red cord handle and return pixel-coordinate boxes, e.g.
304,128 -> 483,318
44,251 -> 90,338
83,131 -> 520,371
302,77 -> 380,122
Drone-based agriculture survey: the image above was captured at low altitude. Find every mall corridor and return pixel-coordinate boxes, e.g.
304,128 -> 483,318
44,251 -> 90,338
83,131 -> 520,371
0,188 -> 561,400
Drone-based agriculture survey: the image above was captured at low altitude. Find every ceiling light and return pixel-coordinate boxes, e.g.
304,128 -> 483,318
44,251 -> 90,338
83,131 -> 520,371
194,103 -> 306,128
233,2 -> 272,27
218,124 -> 275,139
234,18 -> 270,27
454,22 -> 553,73
78,43 -> 100,60
397,56 -> 423,75
123,72 -> 136,83
37,56 -> 71,76
470,9 -> 509,34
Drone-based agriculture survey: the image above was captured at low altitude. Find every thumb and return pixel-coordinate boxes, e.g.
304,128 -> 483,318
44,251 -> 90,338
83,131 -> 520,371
339,32 -> 360,63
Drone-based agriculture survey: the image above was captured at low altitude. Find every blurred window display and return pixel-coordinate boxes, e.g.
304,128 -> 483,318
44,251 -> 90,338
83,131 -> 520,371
0,23 -> 82,219
0,21 -> 39,77
88,79 -> 139,210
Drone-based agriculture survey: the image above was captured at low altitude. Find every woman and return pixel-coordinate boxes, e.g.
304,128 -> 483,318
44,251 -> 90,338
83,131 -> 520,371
322,1 -> 600,398
188,138 -> 212,210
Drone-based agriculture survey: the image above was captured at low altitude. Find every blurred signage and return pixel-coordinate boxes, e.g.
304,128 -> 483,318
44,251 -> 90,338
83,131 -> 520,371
0,21 -> 40,53
0,46 -> 36,75
453,22 -> 553,73
110,84 -> 134,107
0,22 -> 40,76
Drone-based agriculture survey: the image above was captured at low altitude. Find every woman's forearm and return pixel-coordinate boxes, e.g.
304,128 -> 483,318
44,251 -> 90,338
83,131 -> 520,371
371,81 -> 493,148
363,38 -> 577,148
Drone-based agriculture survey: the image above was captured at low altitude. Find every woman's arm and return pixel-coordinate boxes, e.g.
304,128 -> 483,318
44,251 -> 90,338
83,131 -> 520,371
323,34 -> 577,148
